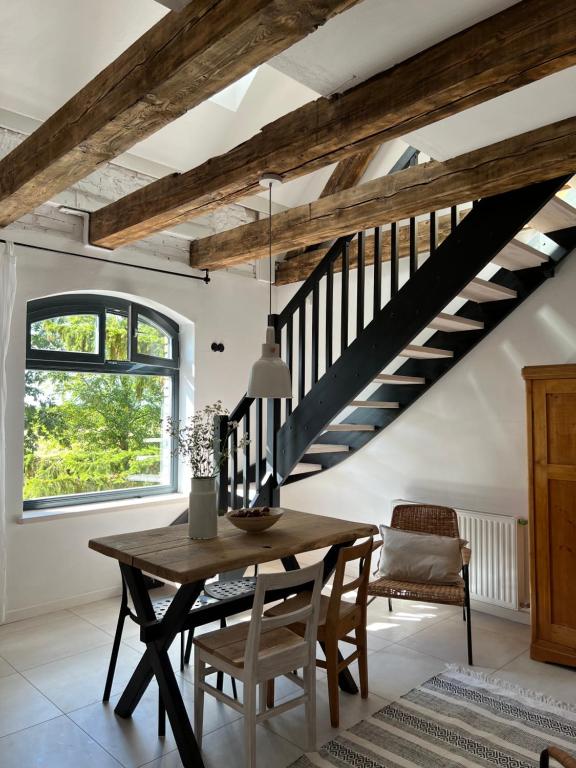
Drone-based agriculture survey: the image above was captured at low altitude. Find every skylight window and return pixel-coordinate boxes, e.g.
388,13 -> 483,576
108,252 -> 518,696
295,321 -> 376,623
209,68 -> 259,112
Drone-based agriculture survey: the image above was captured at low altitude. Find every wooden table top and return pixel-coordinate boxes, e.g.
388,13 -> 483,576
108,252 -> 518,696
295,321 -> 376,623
89,508 -> 377,584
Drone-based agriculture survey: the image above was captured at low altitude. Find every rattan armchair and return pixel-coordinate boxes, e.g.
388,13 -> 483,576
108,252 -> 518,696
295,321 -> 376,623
367,504 -> 473,665
541,747 -> 576,767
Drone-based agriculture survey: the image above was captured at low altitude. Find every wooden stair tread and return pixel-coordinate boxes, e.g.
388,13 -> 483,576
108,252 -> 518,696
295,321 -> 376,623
306,444 -> 350,454
324,424 -> 376,432
428,313 -> 484,332
400,344 -> 454,359
290,462 -> 323,475
460,277 -> 517,303
194,622 -> 303,668
492,239 -> 548,271
529,196 -> 576,233
373,373 -> 425,385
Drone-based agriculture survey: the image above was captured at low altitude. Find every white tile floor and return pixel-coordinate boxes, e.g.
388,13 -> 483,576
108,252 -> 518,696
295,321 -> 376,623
1,581 -> 575,768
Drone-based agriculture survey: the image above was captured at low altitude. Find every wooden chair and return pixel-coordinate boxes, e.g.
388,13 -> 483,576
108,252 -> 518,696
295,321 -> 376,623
264,538 -> 374,727
541,747 -> 576,767
193,563 -> 323,768
367,504 -> 473,665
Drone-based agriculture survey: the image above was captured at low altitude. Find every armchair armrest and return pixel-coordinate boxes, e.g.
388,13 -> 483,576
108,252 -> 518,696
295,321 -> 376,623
541,747 -> 576,768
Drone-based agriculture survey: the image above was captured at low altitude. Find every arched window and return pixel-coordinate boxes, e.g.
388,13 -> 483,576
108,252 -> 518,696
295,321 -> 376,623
24,294 -> 179,509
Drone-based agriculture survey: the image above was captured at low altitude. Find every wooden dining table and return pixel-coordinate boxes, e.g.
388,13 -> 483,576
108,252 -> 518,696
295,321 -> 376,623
89,507 -> 377,768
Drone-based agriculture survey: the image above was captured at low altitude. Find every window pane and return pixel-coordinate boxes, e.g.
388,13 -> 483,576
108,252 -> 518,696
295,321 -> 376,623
30,314 -> 99,354
105,311 -> 128,361
24,370 -> 173,501
137,315 -> 172,359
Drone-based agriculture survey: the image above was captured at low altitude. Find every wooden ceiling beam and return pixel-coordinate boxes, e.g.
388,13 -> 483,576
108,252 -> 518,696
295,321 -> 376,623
189,115 -> 576,270
276,210 -> 468,285
320,147 -> 380,198
90,0 -> 576,248
0,0 -> 359,226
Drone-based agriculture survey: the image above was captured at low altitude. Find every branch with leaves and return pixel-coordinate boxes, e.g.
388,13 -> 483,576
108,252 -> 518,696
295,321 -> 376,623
166,401 -> 248,479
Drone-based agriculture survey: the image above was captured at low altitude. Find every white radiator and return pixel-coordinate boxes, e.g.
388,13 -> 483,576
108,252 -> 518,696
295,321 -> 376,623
391,500 -> 529,611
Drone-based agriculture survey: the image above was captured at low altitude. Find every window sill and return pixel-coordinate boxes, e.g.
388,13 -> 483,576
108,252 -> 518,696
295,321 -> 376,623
18,492 -> 188,524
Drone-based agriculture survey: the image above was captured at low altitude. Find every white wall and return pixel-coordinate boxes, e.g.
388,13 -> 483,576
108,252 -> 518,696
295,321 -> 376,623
3,243 -> 268,621
279,249 -> 576,526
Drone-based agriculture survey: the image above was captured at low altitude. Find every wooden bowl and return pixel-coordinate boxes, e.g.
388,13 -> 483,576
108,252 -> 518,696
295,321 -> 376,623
226,508 -> 283,533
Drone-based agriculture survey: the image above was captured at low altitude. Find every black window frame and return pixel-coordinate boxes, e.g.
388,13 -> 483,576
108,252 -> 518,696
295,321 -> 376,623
24,294 -> 180,510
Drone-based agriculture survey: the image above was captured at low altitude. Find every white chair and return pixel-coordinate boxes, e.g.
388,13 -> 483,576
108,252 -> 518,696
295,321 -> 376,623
193,562 -> 324,768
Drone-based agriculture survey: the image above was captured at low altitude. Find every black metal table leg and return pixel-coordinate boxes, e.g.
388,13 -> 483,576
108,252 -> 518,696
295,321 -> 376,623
281,554 -> 301,571
115,565 -> 205,768
148,644 -> 203,767
282,541 -> 359,695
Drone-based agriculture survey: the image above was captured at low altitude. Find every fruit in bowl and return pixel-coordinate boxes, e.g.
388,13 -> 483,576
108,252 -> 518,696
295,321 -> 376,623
226,507 -> 283,533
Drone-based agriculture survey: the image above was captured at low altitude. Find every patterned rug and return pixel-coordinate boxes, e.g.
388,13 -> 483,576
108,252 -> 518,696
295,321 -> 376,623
288,667 -> 576,767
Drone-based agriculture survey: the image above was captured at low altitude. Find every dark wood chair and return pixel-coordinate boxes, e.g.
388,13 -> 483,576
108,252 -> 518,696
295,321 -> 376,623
541,747 -> 576,767
264,538 -> 374,727
367,504 -> 473,665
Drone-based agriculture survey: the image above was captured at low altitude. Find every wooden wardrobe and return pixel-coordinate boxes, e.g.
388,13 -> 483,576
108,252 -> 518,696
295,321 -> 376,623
523,364 -> 576,667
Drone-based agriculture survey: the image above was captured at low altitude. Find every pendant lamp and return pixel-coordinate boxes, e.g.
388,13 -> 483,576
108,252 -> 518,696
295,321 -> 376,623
247,173 -> 292,399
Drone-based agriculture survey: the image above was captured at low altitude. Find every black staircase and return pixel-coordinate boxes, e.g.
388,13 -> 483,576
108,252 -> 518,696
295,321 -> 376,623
219,170 -> 576,510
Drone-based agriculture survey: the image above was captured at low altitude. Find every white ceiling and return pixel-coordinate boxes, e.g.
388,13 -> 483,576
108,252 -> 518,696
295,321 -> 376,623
404,67 -> 576,160
122,64 -> 318,174
0,0 -> 575,213
0,0 -> 167,119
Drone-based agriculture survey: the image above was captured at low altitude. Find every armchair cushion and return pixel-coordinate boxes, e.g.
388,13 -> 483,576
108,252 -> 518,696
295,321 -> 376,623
378,525 -> 463,585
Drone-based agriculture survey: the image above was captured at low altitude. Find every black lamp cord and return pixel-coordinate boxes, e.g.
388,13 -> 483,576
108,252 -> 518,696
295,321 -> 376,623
268,180 -> 272,317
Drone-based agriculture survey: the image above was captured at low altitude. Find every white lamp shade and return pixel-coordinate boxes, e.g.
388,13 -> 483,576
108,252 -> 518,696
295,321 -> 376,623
248,326 -> 292,398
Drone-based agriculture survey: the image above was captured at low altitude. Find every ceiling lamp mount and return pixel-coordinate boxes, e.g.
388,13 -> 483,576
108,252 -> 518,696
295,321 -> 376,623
259,172 -> 283,189
247,172 -> 292,399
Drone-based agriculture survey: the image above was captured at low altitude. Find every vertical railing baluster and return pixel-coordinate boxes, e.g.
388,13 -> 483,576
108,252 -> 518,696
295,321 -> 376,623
286,317 -> 293,416
326,261 -> 333,369
217,415 -> 229,512
373,226 -> 381,315
390,222 -> 399,296
356,231 -> 365,336
311,282 -> 319,385
451,205 -> 458,231
266,314 -> 281,506
341,242 -> 349,354
298,303 -> 306,403
430,210 -> 438,256
255,399 -> 262,494
231,427 -> 238,509
243,412 -> 250,505
409,216 -> 417,276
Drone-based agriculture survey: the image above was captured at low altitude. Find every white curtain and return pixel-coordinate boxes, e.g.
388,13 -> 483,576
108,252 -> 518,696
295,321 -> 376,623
0,241 -> 16,623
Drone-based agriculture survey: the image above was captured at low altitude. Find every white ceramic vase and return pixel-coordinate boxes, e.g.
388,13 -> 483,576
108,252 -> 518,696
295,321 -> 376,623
188,476 -> 218,539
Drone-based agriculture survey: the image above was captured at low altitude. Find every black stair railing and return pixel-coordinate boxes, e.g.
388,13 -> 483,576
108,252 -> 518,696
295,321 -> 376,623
270,204 -> 467,482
